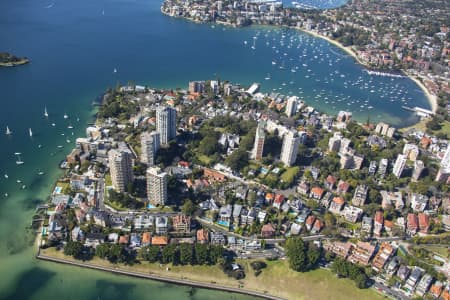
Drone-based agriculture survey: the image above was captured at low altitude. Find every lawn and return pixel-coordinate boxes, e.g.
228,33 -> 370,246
41,248 -> 385,300
419,245 -> 450,258
197,154 -> 212,165
280,166 -> 300,183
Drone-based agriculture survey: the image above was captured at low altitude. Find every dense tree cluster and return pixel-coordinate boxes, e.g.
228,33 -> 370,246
331,257 -> 369,289
285,237 -> 321,272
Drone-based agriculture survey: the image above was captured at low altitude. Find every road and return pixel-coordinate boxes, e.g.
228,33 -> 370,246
97,177 -> 105,211
372,281 -> 409,300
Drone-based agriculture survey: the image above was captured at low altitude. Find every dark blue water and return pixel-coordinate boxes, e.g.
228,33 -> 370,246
0,0 -> 429,298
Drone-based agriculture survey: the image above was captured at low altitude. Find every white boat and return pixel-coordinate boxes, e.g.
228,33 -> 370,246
4,174 -> 8,179
57,145 -> 63,148
4,193 -> 8,197
16,180 -> 21,183
265,73 -> 271,80
67,124 -> 73,129
38,170 -> 44,175
51,123 -> 56,127
63,113 -> 68,119
113,68 -> 117,73
15,153 -> 24,164
29,128 -> 33,137
44,107 -> 48,118
6,126 -> 12,135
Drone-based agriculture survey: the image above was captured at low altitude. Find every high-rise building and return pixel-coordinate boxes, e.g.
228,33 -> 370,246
328,132 -> 342,152
412,160 -> 425,182
108,149 -> 133,193
141,131 -> 160,166
280,130 -> 300,167
251,121 -> 265,160
188,81 -> 205,94
285,96 -> 298,117
147,167 -> 168,206
392,154 -> 407,178
156,106 -> 177,146
436,146 -> 450,182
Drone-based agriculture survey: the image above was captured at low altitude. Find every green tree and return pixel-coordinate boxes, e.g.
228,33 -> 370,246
95,243 -> 111,259
194,243 -> 209,265
285,237 -> 307,272
179,243 -> 194,265
139,245 -> 160,262
64,241 -> 84,259
209,245 -> 224,264
181,199 -> 197,216
162,244 -> 179,265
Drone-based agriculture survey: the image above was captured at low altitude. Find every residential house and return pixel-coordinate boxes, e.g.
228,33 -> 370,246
325,175 -> 337,190
407,213 -> 419,235
172,215 -> 191,233
337,180 -> 350,194
84,233 -> 105,248
232,204 -> 242,225
404,267 -> 423,293
134,215 -> 154,230
155,216 -> 169,235
305,215 -> 316,231
297,181 -> 309,195
352,185 -> 368,207
321,192 -> 333,208
310,187 -> 325,200
372,243 -> 395,272
151,236 -> 168,246
416,274 -> 433,296
261,223 -> 276,238
218,204 -> 232,227
410,193 -> 428,212
130,233 -> 141,248
196,229 -> 209,244
324,241 -> 352,259
210,232 -> 226,245
142,232 -> 151,246
312,219 -> 324,234
381,191 -> 404,210
342,206 -> 363,223
273,194 -> 285,210
418,213 -> 430,234
429,281 -> 443,299
347,241 -> 376,266
374,211 -> 384,237
397,265 -> 411,281
329,197 -> 345,214
118,235 -> 129,245
361,216 -> 373,235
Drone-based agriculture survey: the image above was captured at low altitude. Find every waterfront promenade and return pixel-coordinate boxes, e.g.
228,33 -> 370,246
36,253 -> 285,300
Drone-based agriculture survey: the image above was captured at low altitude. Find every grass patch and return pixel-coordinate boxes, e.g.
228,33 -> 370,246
105,174 -> 112,187
197,154 -> 212,165
40,248 -> 384,300
280,166 -> 300,183
419,245 -> 450,258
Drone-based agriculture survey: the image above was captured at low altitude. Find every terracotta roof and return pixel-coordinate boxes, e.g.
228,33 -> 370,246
313,219 -> 323,230
338,181 -> 350,192
374,211 -> 384,224
429,283 -> 443,298
306,215 -> 316,226
261,223 -> 275,233
407,213 -> 418,228
118,235 -> 129,244
274,194 -> 284,204
265,193 -> 275,201
326,175 -> 337,184
196,229 -> 209,242
333,197 -> 345,205
311,187 -> 324,196
142,232 -> 151,244
151,236 -> 168,245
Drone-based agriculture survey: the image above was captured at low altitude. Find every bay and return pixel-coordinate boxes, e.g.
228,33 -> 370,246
0,0 -> 429,298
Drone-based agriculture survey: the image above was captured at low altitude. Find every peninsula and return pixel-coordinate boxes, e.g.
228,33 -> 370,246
161,0 -> 450,134
35,79 -> 450,300
0,52 -> 29,67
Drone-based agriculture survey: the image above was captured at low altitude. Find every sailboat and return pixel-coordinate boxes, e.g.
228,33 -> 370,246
29,128 -> 33,137
44,107 -> 49,118
6,126 -> 12,135
265,73 -> 271,80
113,68 -> 117,73
15,153 -> 24,165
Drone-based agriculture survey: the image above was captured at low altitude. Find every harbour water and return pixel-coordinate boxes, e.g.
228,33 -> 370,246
0,0 -> 430,298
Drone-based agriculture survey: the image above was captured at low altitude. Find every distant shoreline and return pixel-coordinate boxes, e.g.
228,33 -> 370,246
161,10 -> 436,129
0,58 -> 29,67
299,28 -> 438,116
